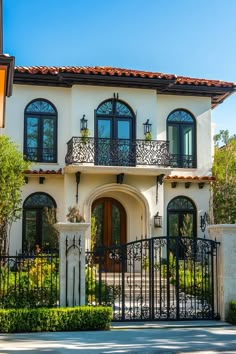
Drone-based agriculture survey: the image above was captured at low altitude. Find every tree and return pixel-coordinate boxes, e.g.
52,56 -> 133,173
0,135 -> 30,253
212,130 -> 236,224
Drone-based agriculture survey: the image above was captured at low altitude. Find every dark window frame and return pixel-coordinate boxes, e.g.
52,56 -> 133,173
22,192 -> 57,253
94,98 -> 136,166
24,98 -> 58,163
167,195 -> 197,237
95,98 -> 136,140
167,109 -> 196,168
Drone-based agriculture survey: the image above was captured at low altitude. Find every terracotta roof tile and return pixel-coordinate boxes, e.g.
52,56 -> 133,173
164,175 -> 216,181
15,66 -> 236,88
24,168 -> 63,175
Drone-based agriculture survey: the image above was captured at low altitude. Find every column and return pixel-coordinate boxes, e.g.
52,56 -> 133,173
208,224 -> 236,321
54,222 -> 90,307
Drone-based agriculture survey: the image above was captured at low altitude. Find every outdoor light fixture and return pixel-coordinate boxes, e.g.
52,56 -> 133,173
143,119 -> 152,134
154,212 -> 162,228
80,114 -> 88,131
200,212 -> 209,232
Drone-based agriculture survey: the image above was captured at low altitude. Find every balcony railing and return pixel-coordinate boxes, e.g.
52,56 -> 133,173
65,137 -> 170,167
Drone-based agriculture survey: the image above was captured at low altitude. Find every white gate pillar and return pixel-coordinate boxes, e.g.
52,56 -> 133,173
208,224 -> 236,321
54,222 -> 90,307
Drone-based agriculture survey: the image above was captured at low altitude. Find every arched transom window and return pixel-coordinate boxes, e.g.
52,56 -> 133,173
167,110 -> 196,168
24,99 -> 57,162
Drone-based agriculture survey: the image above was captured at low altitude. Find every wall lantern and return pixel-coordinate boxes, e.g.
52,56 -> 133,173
0,54 -> 15,128
143,119 -> 152,134
80,114 -> 88,131
200,212 -> 209,232
154,212 -> 162,228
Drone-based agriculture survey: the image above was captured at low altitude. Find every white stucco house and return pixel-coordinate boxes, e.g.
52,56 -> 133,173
3,66 -> 236,258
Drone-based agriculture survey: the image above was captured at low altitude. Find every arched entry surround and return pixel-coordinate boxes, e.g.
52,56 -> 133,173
84,183 -> 151,249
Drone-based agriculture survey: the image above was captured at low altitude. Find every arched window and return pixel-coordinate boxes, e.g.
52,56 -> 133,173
22,193 -> 58,252
24,99 -> 57,162
167,196 -> 196,237
167,110 -> 196,168
95,98 -> 135,166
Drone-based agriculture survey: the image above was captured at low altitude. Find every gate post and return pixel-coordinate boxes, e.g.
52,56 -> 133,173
54,222 -> 90,307
208,224 -> 236,321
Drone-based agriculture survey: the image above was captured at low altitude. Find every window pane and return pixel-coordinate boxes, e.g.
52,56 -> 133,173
42,208 -> 58,251
98,119 -> 111,138
183,126 -> 193,155
43,118 -> 55,161
24,210 -> 37,251
116,102 -> 133,117
169,214 -> 179,236
97,101 -> 113,115
93,203 -> 104,247
112,204 -> 121,246
168,125 -> 178,154
118,120 -> 130,139
26,117 -> 39,161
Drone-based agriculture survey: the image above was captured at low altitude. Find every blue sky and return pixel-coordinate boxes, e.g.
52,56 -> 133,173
3,0 -> 236,135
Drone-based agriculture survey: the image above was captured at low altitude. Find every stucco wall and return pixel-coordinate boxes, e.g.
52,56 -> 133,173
4,84 -> 212,175
3,83 -> 213,253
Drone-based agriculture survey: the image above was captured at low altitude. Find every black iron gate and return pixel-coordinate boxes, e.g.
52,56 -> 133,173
86,236 -> 219,321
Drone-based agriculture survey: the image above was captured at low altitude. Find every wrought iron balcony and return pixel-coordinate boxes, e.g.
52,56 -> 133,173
65,137 -> 170,167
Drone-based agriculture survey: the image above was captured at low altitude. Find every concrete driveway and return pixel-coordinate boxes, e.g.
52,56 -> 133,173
0,321 -> 236,353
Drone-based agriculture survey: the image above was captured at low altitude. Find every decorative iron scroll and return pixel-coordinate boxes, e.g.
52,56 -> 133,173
85,236 -> 219,322
65,137 -> 170,167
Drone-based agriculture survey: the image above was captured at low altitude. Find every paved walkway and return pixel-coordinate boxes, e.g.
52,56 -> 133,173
0,321 -> 236,353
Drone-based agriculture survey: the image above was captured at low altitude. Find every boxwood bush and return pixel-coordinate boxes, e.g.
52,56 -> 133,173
227,301 -> 236,324
0,306 -> 112,333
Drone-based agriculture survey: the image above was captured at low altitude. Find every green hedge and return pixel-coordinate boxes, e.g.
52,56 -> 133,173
0,306 -> 112,333
227,301 -> 236,324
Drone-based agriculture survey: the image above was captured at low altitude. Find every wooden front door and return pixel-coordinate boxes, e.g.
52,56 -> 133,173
92,197 -> 127,271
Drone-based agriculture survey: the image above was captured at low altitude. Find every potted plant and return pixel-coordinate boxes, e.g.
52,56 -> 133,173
144,132 -> 152,141
67,206 -> 85,223
81,128 -> 90,144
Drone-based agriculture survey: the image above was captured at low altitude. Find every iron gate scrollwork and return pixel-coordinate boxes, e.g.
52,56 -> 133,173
85,236 -> 219,321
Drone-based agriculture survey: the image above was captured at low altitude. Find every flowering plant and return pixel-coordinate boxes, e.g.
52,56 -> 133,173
67,206 -> 85,223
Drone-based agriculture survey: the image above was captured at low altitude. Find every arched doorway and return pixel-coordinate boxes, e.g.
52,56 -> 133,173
92,197 -> 127,271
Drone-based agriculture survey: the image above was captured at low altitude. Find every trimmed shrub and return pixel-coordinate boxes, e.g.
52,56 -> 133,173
227,301 -> 236,324
0,306 -> 112,333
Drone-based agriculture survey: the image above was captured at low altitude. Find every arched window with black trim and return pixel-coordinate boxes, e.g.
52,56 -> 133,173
95,98 -> 136,166
22,193 -> 58,252
167,109 -> 196,168
24,99 -> 57,162
167,196 -> 196,237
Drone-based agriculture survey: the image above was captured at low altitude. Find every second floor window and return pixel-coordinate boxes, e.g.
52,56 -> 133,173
24,99 -> 57,162
167,109 -> 196,168
95,98 -> 136,166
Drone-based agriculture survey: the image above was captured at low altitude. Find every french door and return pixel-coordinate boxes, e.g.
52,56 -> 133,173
92,197 -> 127,271
95,99 -> 135,166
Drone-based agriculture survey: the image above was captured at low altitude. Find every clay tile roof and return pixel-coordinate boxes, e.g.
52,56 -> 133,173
15,66 -> 177,80
164,175 -> 216,181
176,75 -> 235,88
24,168 -> 63,175
14,66 -> 236,88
